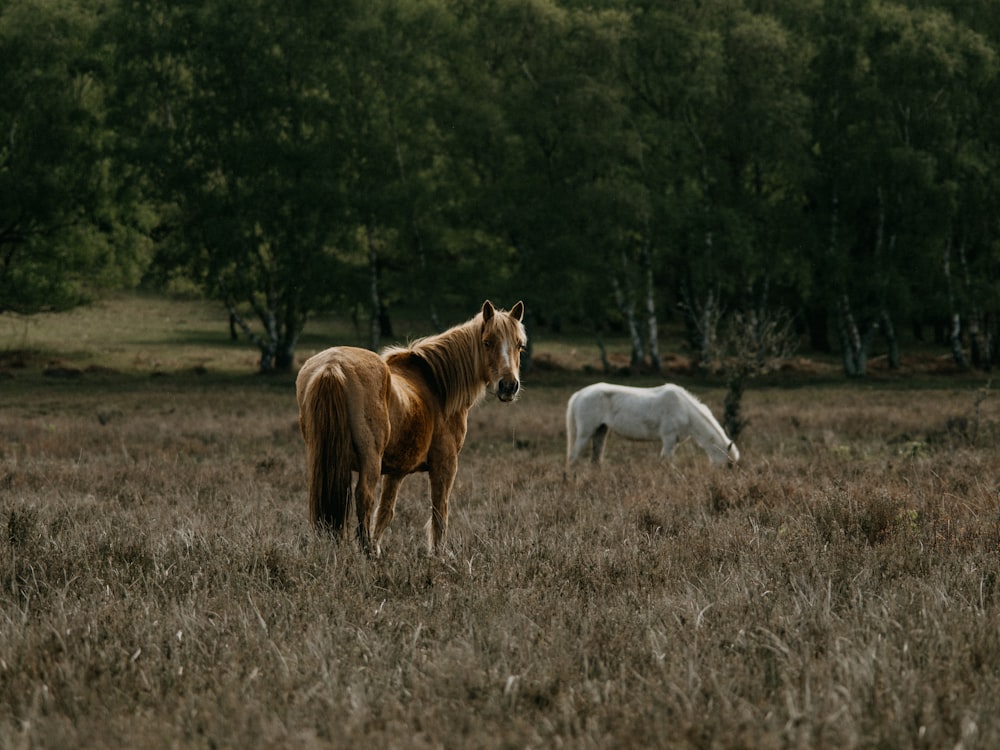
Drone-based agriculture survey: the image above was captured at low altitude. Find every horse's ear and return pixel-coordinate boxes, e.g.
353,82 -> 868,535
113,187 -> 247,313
510,301 -> 524,322
482,300 -> 496,322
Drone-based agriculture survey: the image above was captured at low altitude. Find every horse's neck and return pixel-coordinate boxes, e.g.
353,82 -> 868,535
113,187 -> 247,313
411,321 -> 485,415
684,393 -> 727,447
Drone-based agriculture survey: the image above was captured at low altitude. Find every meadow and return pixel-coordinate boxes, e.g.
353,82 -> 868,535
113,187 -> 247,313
2,296 -> 1000,749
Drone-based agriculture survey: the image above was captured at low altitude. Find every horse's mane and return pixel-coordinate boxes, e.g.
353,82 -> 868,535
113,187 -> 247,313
679,387 -> 731,448
382,314 -> 487,416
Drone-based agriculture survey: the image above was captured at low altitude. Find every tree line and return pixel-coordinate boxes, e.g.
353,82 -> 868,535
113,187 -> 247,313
3,0 -> 999,375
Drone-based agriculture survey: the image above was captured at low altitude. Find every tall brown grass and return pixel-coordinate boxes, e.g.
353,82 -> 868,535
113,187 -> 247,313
2,354 -> 1000,747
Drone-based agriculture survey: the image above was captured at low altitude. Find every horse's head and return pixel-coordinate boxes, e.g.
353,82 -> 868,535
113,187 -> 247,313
480,300 -> 526,402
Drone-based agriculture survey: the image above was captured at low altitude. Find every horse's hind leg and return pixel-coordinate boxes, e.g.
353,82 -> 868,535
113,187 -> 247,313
349,396 -> 389,556
568,436 -> 590,465
568,426 -> 595,465
591,424 -> 609,464
354,461 -> 380,555
371,475 -> 404,556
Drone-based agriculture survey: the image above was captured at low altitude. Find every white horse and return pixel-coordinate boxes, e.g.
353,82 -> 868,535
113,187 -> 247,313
565,382 -> 739,468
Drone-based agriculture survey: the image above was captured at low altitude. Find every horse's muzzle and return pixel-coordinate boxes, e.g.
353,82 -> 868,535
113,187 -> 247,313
496,379 -> 520,402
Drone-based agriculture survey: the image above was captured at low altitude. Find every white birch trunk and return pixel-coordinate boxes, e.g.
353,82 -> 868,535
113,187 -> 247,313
609,250 -> 644,371
641,238 -> 660,372
836,294 -> 872,377
943,237 -> 968,369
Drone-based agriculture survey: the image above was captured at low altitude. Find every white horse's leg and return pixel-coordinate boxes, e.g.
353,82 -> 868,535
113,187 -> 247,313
567,407 -> 593,465
591,424 -> 609,463
568,431 -> 593,464
659,430 -> 678,459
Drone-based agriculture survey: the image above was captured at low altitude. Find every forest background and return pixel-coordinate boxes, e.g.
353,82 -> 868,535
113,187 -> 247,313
3,0 -> 1000,378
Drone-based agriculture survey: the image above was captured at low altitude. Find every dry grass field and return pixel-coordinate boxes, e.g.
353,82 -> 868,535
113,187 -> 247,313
2,296 -> 1000,748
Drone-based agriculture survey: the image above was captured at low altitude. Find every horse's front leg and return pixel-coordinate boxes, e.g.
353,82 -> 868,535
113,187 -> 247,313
371,475 -> 404,557
427,458 -> 458,555
659,431 -> 678,460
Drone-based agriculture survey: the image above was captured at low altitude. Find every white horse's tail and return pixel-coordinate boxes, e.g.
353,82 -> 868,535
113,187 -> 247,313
565,392 -> 578,470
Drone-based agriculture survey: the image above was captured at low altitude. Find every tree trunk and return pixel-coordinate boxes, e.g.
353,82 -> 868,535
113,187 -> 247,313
609,250 -> 644,372
880,309 -> 899,370
949,312 -> 967,370
968,312 -> 985,368
723,369 -> 747,442
958,238 -> 987,369
219,277 -> 295,373
686,289 -> 721,371
942,237 -> 968,369
872,187 -> 899,370
836,294 -> 874,377
596,333 -> 612,374
986,313 -> 997,370
640,237 -> 660,373
274,336 -> 296,372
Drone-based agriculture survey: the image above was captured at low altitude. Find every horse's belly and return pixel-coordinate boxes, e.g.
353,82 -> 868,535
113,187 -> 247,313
381,443 -> 430,475
608,404 -> 663,441
381,457 -> 429,475
610,420 -> 661,441
382,418 -> 433,474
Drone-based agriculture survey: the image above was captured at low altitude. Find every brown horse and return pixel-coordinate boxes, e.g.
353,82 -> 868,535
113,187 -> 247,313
296,300 -> 526,555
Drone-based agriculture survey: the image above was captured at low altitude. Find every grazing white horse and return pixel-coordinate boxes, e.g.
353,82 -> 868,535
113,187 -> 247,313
565,382 -> 739,467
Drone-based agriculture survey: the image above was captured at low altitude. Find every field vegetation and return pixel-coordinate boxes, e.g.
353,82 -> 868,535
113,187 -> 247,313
2,296 -> 1000,748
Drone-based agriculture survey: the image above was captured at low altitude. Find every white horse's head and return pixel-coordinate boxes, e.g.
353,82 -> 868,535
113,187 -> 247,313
706,440 -> 739,466
726,440 -> 740,464
689,396 -> 739,466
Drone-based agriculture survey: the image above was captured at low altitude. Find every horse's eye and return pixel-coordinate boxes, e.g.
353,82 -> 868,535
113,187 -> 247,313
483,339 -> 491,349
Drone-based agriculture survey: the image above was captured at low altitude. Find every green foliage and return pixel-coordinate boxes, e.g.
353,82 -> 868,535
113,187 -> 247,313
106,0 -> 366,369
0,0 -> 147,313
806,0 -> 999,328
10,0 -> 1000,372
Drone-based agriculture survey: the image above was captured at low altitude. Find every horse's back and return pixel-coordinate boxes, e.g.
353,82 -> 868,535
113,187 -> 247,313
298,345 -> 386,385
571,381 -> 651,407
573,382 -> 703,437
296,346 -> 393,422
580,382 -> 681,411
574,381 -> 680,399
568,382 -> 658,439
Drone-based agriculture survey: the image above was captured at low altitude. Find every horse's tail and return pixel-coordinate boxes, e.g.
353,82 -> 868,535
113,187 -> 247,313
565,392 -> 578,471
302,366 -> 353,532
